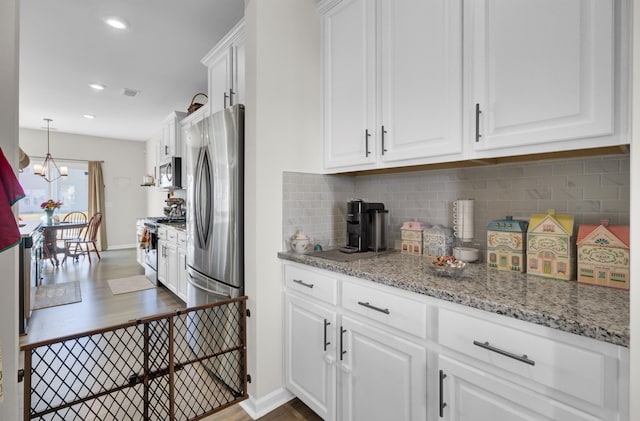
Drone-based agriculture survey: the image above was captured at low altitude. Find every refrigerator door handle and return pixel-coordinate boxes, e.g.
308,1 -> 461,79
194,146 -> 213,248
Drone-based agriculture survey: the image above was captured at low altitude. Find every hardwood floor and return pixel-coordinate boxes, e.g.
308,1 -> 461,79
202,398 -> 323,421
20,248 -> 322,421
21,248 -> 185,347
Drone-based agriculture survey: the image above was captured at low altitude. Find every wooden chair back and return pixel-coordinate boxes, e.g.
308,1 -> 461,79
58,211 -> 88,240
84,212 -> 103,241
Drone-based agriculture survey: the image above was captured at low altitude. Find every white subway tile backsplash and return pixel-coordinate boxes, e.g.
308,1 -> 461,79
282,156 -> 630,252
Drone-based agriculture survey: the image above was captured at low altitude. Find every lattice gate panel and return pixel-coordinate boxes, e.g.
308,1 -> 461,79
22,297 -> 248,421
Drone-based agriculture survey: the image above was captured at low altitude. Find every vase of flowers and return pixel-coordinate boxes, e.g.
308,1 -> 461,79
41,200 -> 63,225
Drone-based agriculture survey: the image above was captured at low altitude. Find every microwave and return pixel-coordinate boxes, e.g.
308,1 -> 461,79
157,157 -> 182,190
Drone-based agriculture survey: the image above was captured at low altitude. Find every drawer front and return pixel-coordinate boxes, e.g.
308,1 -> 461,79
167,229 -> 178,242
438,308 -> 608,406
285,264 -> 338,305
158,227 -> 168,240
342,280 -> 427,339
177,231 -> 187,246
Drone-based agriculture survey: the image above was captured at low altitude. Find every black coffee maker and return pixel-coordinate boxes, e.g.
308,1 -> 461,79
342,200 -> 387,253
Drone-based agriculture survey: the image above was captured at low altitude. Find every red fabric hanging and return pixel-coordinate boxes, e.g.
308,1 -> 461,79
0,147 -> 26,252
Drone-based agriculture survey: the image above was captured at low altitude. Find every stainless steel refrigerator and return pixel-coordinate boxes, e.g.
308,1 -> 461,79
185,104 -> 245,396
185,104 -> 244,303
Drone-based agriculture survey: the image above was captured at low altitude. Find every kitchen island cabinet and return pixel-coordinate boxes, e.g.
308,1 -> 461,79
280,254 -> 629,420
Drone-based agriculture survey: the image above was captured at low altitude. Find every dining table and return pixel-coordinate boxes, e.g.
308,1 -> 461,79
40,221 -> 88,266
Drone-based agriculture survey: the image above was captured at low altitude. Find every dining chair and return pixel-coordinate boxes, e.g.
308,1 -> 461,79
62,212 -> 103,264
56,211 -> 88,251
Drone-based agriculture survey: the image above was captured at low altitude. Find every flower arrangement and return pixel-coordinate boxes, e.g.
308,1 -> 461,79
41,199 -> 63,211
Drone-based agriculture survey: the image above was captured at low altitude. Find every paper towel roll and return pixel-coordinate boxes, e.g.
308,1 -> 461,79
453,199 -> 474,242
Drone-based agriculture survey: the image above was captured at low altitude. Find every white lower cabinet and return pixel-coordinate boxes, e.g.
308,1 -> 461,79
282,262 -> 628,421
157,225 -> 187,303
339,315 -> 426,421
438,356 -> 598,421
285,293 -> 337,421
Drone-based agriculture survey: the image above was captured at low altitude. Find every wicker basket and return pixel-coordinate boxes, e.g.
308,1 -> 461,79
187,93 -> 208,114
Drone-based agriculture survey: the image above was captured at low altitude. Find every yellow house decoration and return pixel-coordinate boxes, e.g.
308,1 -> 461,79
527,210 -> 575,281
576,220 -> 630,290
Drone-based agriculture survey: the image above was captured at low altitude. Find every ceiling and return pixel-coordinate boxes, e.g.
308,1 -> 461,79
19,0 -> 245,142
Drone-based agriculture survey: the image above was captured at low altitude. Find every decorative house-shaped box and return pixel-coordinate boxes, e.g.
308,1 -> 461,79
526,210 -> 575,281
401,220 -> 428,255
576,220 -> 630,289
487,216 -> 529,272
423,225 -> 454,258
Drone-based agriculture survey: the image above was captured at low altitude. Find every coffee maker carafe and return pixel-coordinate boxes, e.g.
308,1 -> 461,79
343,200 -> 387,252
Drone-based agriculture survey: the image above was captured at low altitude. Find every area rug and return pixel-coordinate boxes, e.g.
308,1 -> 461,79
108,275 -> 156,295
32,281 -> 82,310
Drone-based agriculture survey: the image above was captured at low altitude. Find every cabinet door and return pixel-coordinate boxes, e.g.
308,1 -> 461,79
438,356 -> 599,421
380,0 -> 463,162
322,0 -> 377,169
285,293 -> 337,421
471,0 -> 616,155
177,246 -> 187,302
231,36 -> 245,107
157,240 -> 168,285
165,242 -> 178,294
339,315 -> 426,421
209,47 -> 232,114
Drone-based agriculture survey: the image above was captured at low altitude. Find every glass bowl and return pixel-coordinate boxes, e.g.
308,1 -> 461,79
426,260 -> 467,278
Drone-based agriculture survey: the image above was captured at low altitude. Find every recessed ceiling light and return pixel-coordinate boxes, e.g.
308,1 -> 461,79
88,83 -> 106,91
83,114 -> 96,120
104,16 -> 128,30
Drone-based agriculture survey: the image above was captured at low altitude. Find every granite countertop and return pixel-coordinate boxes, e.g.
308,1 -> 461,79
278,250 -> 630,347
19,220 -> 42,238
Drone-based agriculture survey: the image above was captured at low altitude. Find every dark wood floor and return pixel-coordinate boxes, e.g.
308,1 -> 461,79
20,248 -> 322,421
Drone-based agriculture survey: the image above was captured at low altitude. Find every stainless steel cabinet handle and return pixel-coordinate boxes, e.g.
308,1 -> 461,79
439,370 -> 447,417
229,89 -> 235,106
475,103 -> 482,142
357,301 -> 390,315
365,129 -> 371,157
323,319 -> 331,352
292,279 -> 314,289
473,340 -> 535,366
164,145 -> 168,155
224,92 -> 229,108
381,125 -> 388,155
340,327 -> 347,360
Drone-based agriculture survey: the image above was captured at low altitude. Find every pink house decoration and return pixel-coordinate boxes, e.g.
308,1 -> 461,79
401,220 -> 428,255
526,210 -> 575,281
576,220 -> 630,290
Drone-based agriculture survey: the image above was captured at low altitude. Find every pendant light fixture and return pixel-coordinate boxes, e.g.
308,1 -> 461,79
33,118 -> 68,182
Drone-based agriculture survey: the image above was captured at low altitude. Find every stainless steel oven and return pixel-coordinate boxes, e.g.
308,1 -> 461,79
143,219 -> 159,285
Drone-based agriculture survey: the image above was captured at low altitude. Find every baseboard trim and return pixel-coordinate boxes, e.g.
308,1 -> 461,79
107,244 -> 136,250
239,388 -> 294,420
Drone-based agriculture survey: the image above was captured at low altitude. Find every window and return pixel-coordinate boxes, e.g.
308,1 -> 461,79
19,160 -> 88,220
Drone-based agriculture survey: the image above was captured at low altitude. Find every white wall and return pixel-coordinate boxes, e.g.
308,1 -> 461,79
629,0 -> 639,418
0,0 -> 20,418
244,0 -> 321,405
19,129 -> 148,248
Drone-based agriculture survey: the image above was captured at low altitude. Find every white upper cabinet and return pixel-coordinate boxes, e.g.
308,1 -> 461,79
469,0 -> 626,158
321,0 -> 463,171
202,19 -> 245,114
379,0 -> 463,163
322,0 -> 377,169
158,111 -> 186,165
320,0 -> 629,173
